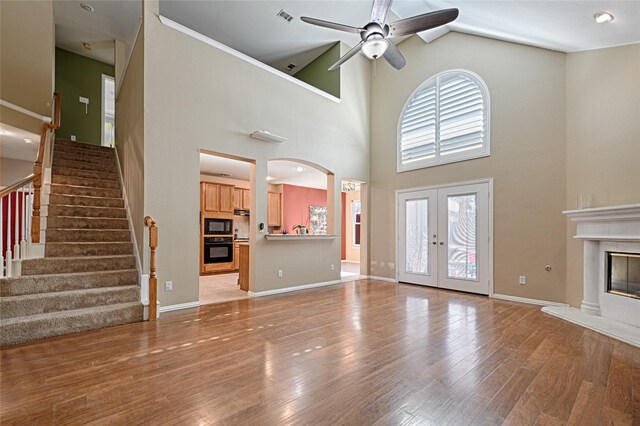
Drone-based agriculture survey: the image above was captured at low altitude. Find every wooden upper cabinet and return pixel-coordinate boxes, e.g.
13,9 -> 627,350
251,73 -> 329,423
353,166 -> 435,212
233,188 -> 243,210
202,182 -> 219,213
267,191 -> 282,227
201,182 -> 234,213
242,189 -> 251,210
219,185 -> 234,213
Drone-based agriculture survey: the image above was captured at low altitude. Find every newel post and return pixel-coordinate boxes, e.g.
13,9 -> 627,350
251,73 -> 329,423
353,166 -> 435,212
145,216 -> 158,320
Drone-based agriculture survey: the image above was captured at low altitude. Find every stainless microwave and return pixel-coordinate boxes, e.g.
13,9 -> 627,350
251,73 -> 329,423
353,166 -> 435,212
203,218 -> 232,235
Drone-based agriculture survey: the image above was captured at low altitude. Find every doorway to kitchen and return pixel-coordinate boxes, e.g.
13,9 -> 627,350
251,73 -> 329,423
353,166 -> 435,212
397,180 -> 492,295
199,151 -> 253,305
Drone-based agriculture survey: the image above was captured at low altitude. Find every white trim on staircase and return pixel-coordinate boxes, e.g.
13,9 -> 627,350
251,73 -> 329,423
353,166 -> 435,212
159,301 -> 201,313
0,98 -> 52,123
492,293 -> 569,307
248,280 -> 342,297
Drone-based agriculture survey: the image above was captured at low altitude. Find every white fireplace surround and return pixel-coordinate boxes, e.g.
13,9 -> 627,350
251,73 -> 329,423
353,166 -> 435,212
543,204 -> 640,347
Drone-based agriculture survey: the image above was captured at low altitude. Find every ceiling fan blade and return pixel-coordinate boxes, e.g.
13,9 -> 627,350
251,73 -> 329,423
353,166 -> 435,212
382,42 -> 406,70
328,41 -> 364,71
300,16 -> 361,33
370,0 -> 393,25
388,8 -> 459,38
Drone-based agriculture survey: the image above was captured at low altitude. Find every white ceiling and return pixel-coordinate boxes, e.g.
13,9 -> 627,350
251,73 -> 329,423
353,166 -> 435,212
0,124 -> 41,162
53,0 -> 142,65
53,1 -> 639,74
199,153 -> 328,190
159,0 -> 640,74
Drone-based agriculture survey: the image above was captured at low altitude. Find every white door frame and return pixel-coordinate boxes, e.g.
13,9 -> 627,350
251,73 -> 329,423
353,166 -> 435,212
101,74 -> 115,147
395,178 -> 494,296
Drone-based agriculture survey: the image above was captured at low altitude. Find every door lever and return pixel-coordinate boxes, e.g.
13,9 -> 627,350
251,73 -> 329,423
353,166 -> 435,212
439,241 -> 444,245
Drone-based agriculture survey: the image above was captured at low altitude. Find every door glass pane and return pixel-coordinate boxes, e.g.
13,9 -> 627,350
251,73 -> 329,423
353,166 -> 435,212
447,194 -> 477,280
405,199 -> 430,274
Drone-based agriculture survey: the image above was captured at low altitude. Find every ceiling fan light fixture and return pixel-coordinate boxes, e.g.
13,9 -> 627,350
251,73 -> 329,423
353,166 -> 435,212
594,12 -> 614,23
362,36 -> 388,59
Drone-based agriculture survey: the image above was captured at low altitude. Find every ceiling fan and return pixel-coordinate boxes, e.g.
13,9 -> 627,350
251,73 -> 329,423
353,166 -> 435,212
300,0 -> 459,71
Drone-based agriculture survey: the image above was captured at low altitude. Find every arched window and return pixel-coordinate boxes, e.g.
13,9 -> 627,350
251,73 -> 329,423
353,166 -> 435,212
398,70 -> 490,172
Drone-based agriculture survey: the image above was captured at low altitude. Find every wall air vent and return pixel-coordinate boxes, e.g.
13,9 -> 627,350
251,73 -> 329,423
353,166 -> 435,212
213,173 -> 231,177
277,9 -> 294,23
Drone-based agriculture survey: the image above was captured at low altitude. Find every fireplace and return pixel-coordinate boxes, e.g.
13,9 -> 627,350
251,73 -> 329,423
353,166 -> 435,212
607,252 -> 640,299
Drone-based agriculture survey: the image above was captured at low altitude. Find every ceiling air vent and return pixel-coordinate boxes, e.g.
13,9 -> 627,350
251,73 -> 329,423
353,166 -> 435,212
286,63 -> 297,71
277,9 -> 294,23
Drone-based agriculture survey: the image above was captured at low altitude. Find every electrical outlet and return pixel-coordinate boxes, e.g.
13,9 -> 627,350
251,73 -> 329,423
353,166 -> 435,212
388,262 -> 395,270
165,281 -> 173,291
330,264 -> 335,271
70,135 -> 76,141
519,276 -> 526,285
277,269 -> 283,278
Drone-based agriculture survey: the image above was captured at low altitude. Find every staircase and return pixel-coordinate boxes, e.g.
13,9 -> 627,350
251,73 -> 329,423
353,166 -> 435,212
0,139 -> 143,346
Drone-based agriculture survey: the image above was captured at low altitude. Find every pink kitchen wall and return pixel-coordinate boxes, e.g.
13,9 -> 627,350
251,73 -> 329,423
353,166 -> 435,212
282,184 -> 327,233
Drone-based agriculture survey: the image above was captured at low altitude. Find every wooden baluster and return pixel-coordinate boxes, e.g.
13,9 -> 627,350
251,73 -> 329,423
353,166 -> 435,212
145,216 -> 158,321
6,195 -> 12,277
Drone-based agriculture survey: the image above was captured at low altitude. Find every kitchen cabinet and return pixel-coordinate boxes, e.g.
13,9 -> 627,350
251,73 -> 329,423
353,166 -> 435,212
238,244 -> 249,291
233,188 -> 251,210
267,191 -> 282,227
233,242 -> 241,270
201,182 -> 234,214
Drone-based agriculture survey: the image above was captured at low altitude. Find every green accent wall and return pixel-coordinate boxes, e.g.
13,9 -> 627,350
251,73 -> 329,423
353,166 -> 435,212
55,48 -> 114,145
294,43 -> 341,98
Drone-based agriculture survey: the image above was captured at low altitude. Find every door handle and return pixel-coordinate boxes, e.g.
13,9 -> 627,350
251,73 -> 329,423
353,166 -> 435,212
432,241 -> 437,245
439,241 -> 444,245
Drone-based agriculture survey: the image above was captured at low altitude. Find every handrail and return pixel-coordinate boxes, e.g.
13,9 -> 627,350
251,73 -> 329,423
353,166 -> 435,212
31,92 -> 61,243
0,174 -> 36,198
144,216 -> 158,321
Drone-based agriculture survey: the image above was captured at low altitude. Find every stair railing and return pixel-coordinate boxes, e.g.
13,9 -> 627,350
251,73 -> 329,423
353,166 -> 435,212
144,216 -> 158,320
1,93 -> 60,277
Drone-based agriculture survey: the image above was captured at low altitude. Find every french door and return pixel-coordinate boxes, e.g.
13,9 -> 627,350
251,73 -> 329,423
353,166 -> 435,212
398,182 -> 490,295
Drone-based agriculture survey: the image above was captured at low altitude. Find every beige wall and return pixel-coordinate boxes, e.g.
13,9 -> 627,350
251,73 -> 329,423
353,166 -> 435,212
370,33 -> 567,302
143,1 -> 370,305
1,158 -> 33,187
0,0 -> 54,119
565,44 -> 640,307
115,26 -> 145,262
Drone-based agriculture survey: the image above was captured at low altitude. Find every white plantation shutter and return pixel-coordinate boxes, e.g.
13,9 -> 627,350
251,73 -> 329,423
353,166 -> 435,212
398,70 -> 489,171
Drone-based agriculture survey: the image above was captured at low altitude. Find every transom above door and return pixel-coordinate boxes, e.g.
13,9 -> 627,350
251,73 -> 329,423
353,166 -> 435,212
398,181 -> 491,295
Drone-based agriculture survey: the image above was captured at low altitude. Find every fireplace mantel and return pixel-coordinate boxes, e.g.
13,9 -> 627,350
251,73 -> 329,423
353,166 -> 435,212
546,203 -> 640,346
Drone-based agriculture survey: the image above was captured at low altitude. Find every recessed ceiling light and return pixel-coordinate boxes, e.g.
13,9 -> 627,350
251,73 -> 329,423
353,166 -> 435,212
80,3 -> 95,12
24,138 -> 33,144
266,176 -> 274,181
594,12 -> 614,23
82,42 -> 93,50
295,166 -> 304,172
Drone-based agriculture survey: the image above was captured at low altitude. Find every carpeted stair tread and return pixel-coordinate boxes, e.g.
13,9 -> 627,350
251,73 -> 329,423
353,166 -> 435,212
51,166 -> 119,181
0,285 -> 140,319
52,174 -> 121,190
56,138 -> 115,152
47,228 -> 131,242
48,204 -> 127,218
22,255 -> 136,275
50,183 -> 121,199
49,194 -> 124,208
54,151 -> 116,165
0,302 -> 144,346
54,143 -> 115,158
47,216 -> 129,230
0,269 -> 138,296
46,242 -> 134,257
52,158 -> 118,173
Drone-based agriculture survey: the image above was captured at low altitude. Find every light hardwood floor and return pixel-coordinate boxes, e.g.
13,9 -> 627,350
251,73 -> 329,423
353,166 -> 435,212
1,280 -> 639,425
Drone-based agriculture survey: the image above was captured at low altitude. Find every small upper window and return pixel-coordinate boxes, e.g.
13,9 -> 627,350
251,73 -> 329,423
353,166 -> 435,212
398,70 -> 490,172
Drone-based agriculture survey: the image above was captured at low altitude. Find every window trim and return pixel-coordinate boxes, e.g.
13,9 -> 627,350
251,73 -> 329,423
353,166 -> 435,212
352,200 -> 361,248
397,69 -> 491,173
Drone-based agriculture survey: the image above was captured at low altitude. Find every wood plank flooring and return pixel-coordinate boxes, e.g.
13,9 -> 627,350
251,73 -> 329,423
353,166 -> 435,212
1,279 -> 639,425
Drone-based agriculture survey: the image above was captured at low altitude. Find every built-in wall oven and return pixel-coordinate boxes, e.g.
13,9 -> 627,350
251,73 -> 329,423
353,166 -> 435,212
203,237 -> 233,264
204,218 -> 232,235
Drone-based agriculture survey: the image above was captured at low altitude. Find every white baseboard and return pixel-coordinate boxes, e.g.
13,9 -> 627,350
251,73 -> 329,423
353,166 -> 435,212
249,279 -> 342,297
159,301 -> 200,313
492,293 -> 568,307
365,275 -> 398,283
